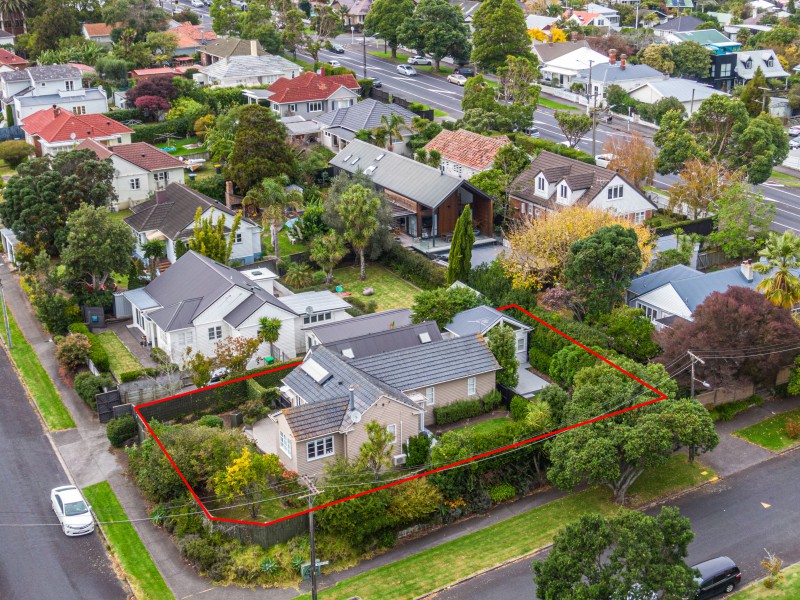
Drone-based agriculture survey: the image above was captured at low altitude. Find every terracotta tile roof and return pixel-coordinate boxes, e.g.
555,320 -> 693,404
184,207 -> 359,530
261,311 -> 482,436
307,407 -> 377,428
168,22 -> 217,49
21,107 -> 133,143
131,67 -> 182,77
67,62 -> 95,72
266,71 -> 360,103
77,138 -> 185,171
565,10 -> 602,24
83,22 -> 117,37
0,48 -> 26,67
424,129 -> 510,171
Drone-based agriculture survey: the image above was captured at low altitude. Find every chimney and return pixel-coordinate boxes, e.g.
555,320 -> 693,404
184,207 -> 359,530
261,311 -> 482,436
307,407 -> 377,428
439,165 -> 444,176
609,49 -> 617,65
548,33 -> 553,46
663,71 -> 670,79
741,260 -> 754,282
52,104 -> 59,117
348,385 -> 355,411
225,179 -> 234,209
571,31 -> 577,43
620,54 -> 627,70
250,39 -> 258,56
567,8 -> 573,18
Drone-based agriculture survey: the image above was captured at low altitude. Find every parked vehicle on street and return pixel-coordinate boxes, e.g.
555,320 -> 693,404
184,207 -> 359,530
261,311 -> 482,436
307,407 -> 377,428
447,73 -> 467,86
455,66 -> 474,77
190,0 -> 204,6
408,55 -> 432,65
330,44 -> 345,54
368,77 -> 382,88
595,153 -> 615,168
790,138 -> 800,150
51,486 -> 94,537
789,125 -> 800,136
522,125 -> 540,137
327,59 -> 342,68
691,557 -> 741,598
397,64 -> 417,76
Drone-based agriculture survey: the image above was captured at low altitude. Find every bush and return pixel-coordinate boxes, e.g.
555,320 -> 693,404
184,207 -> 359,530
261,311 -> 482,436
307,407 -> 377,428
88,342 -> 110,373
32,293 -> 80,335
0,139 -> 35,168
347,294 -> 378,314
379,242 -> 446,290
107,415 -> 137,447
708,395 -> 765,422
55,334 -> 91,372
68,322 -> 90,336
786,417 -> 800,439
488,482 -> 515,503
119,369 -> 146,383
102,108 -> 144,122
131,118 -> 190,143
481,389 -> 502,411
189,173 -> 226,203
528,347 -> 552,373
433,399 -> 483,425
74,371 -> 114,410
403,433 -> 432,467
512,134 -> 595,165
197,415 -> 224,428
510,396 -> 530,421
150,346 -> 170,365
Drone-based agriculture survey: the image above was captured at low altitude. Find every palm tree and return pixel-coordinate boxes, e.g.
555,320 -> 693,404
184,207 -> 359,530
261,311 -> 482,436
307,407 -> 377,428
242,176 -> 303,260
753,231 -> 800,309
141,239 -> 166,280
0,0 -> 28,35
283,262 -> 313,288
257,317 -> 282,360
379,113 -> 410,152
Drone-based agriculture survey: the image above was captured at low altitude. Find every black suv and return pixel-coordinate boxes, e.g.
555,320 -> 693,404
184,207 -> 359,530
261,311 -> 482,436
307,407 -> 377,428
692,557 -> 742,598
455,66 -> 474,77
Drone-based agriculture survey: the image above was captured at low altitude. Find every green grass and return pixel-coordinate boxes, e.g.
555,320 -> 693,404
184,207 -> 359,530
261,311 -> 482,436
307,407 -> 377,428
332,264 -> 420,311
626,455 -> 717,507
210,490 -> 298,522
298,457 -> 716,600
5,308 -> 75,430
461,417 -> 512,436
539,98 -> 578,111
264,229 -> 308,256
94,332 -> 143,378
733,408 -> 800,452
83,481 -> 174,600
154,136 -> 202,157
0,158 -> 17,177
433,109 -> 448,118
732,562 -> 800,598
287,56 -> 315,71
368,51 -> 456,74
768,171 -> 800,188
109,208 -> 133,223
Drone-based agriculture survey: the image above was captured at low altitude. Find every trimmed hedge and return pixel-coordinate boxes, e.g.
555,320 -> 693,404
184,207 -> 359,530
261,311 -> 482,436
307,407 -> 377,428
434,399 -> 483,425
102,108 -> 145,122
69,322 -> 110,373
379,243 -> 445,290
107,415 -> 137,447
510,396 -> 530,421
131,118 -> 190,143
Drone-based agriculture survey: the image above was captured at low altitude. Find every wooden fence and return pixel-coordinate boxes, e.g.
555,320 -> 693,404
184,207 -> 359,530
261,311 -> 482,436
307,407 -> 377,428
207,514 -> 309,549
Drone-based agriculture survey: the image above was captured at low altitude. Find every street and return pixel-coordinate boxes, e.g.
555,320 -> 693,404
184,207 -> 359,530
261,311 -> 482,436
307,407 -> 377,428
0,347 -> 125,600
433,449 -> 800,599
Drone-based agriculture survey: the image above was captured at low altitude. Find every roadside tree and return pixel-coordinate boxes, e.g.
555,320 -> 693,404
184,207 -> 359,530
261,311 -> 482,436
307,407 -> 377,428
708,183 -> 775,260
397,0 -> 471,71
471,0 -> 531,71
364,0 -> 415,58
554,110 -> 592,148
603,133 -> 655,191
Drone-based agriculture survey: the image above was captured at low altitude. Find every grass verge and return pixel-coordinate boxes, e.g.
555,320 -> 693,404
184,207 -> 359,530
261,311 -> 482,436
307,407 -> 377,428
5,308 -> 75,430
333,264 -> 420,311
768,171 -> 800,187
299,457 -> 716,600
734,407 -> 800,452
731,562 -> 800,598
83,481 -> 174,600
539,98 -> 578,111
94,332 -> 143,379
433,108 -> 448,118
368,51 -> 456,74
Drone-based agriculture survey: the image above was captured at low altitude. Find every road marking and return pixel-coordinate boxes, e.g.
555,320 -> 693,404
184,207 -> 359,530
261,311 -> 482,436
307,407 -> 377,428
761,502 -> 772,509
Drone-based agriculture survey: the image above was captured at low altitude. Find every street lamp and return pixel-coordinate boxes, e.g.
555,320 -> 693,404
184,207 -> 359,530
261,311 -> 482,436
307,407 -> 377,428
0,277 -> 11,349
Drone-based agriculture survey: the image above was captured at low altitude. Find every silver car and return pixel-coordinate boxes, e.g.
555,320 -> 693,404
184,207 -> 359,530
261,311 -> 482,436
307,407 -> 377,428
51,485 -> 94,536
397,64 -> 417,76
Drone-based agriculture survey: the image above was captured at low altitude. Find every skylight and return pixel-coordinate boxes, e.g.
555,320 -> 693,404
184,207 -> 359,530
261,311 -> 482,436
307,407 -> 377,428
364,165 -> 377,175
342,348 -> 354,358
342,154 -> 352,162
351,156 -> 360,165
419,332 -> 431,344
375,153 -> 385,161
300,358 -> 332,384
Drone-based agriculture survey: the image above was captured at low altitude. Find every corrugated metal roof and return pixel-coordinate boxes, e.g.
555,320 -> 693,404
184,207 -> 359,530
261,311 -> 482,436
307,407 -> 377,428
329,139 -> 464,209
637,79 -> 722,103
445,305 -> 530,337
280,290 -> 352,316
309,309 -> 412,344
324,321 -> 442,359
636,285 -> 692,319
122,287 -> 161,310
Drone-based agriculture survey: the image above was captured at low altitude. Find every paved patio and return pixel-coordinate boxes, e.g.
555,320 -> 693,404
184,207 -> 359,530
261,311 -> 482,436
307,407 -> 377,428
514,363 -> 550,398
248,415 -> 280,456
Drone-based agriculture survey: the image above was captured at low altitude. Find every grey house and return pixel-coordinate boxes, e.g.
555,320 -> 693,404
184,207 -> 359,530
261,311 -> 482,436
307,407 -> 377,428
321,321 -> 442,359
315,98 -> 417,154
305,308 -> 412,348
445,305 -> 531,364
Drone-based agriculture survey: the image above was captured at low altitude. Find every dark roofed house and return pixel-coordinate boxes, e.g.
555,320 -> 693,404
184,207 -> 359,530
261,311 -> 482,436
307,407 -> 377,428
315,98 -> 416,153
200,37 -> 266,65
305,308 -> 413,347
445,305 -> 531,364
322,321 -> 442,359
654,15 -> 703,36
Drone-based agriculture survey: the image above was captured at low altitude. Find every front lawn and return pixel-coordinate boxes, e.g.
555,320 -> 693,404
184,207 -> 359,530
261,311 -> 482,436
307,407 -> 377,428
154,136 -> 202,157
109,208 -> 133,223
6,308 -> 75,430
539,98 -> 578,111
461,416 -> 513,436
732,562 -> 800,598
264,229 -> 308,257
734,408 -> 800,452
332,264 -> 420,311
94,332 -> 143,379
83,482 -> 174,600
368,51 -> 456,75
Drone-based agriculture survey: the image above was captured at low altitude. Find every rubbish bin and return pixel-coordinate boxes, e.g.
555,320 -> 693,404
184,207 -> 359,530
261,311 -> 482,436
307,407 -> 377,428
230,412 -> 243,427
214,163 -> 222,174
265,356 -> 275,365
188,173 -> 196,181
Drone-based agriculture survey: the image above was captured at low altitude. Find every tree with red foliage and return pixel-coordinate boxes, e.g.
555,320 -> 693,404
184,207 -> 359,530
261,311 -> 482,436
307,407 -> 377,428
656,286 -> 800,387
134,95 -> 171,115
125,74 -> 179,105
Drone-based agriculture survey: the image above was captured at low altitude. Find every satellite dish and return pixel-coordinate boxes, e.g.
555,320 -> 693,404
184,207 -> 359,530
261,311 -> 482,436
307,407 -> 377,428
306,306 -> 314,317
349,410 -> 362,424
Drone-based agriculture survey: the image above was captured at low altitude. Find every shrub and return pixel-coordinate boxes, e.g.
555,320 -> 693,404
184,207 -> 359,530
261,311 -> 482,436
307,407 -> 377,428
403,433 -> 432,467
197,415 -> 224,428
786,417 -> 800,440
68,322 -> 90,336
55,333 -> 91,372
481,389 -> 502,411
433,399 -> 483,425
379,242 -> 446,290
74,371 -> 114,410
131,117 -> 190,143
488,482 -> 515,503
32,293 -> 80,335
150,346 -> 170,365
89,342 -> 110,373
708,395 -> 765,422
119,369 -> 146,383
102,108 -> 144,122
0,139 -> 35,168
346,294 -> 378,314
107,415 -> 137,447
510,396 -> 531,421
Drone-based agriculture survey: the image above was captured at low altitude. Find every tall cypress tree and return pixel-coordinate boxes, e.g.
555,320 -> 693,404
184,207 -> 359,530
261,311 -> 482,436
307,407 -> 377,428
447,205 -> 475,285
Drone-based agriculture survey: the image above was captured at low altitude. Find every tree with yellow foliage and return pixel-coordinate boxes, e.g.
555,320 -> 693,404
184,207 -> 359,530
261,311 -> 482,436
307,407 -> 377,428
500,206 -> 654,290
212,447 -> 283,518
527,26 -> 567,43
603,133 -> 656,191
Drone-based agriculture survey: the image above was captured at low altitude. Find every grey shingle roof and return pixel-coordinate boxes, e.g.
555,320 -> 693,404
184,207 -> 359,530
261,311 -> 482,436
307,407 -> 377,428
445,306 -> 529,337
279,291 -> 352,315
199,54 -> 297,80
635,79 -> 721,103
653,15 -> 702,31
329,139 -> 464,209
1,65 -> 81,83
351,335 -> 499,390
324,321 -> 442,359
308,309 -> 412,344
628,265 -> 700,298
282,397 -> 349,440
533,40 -> 590,63
315,99 -> 416,134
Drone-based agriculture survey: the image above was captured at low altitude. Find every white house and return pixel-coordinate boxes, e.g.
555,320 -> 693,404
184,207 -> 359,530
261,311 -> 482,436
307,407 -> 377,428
575,51 -> 664,103
533,41 -> 609,86
315,98 -> 416,154
194,54 -> 300,88
123,183 -> 263,266
0,65 -> 109,124
262,71 -> 361,120
733,49 -> 789,84
21,106 -> 133,156
82,22 -> 116,44
628,78 -> 726,116
424,129 -> 510,179
509,150 -> 656,223
122,250 -> 351,364
445,305 -> 531,365
76,139 -> 186,209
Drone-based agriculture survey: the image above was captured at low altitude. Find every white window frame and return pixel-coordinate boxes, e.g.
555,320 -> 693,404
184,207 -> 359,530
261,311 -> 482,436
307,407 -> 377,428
234,232 -> 242,244
154,171 -> 169,182
386,424 -> 397,444
307,436 -> 334,461
607,185 -> 623,200
208,325 -> 222,341
130,178 -> 140,190
288,103 -> 297,112
72,105 -> 86,115
65,80 -> 74,91
516,336 -> 525,352
720,63 -> 731,77
633,211 -> 646,224
279,430 -> 292,458
536,176 -> 546,191
425,386 -> 435,405
467,377 -> 477,396
308,101 -> 323,112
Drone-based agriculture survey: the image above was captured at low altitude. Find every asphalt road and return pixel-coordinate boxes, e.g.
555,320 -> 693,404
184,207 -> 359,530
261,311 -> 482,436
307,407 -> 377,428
0,347 -> 125,600
433,449 -> 800,599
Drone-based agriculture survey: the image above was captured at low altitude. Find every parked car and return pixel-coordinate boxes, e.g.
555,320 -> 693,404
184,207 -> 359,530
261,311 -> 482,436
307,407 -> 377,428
368,77 -> 382,88
51,486 -> 94,537
455,66 -> 474,77
327,59 -> 342,68
190,0 -> 204,6
522,125 -> 540,137
791,137 -> 800,150
397,64 -> 417,76
330,44 -> 345,54
595,153 -> 615,168
408,55 -> 432,65
691,557 -> 741,599
447,73 -> 467,86
789,125 -> 800,136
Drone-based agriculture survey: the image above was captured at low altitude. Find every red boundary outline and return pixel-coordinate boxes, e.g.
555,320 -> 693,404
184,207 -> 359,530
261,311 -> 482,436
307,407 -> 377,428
134,304 -> 667,527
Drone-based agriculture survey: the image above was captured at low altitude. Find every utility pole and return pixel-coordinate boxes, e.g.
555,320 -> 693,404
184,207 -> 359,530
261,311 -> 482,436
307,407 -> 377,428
303,476 -> 320,600
688,351 -> 705,398
362,30 -> 367,79
759,86 -> 772,115
0,277 -> 11,349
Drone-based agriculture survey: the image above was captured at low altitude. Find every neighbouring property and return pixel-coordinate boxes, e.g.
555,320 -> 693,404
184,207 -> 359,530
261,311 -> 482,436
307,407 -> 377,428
193,54 -> 301,88
77,139 -> 186,209
424,129 -> 511,179
532,40 -> 609,86
200,37 -> 266,66
260,71 -> 361,120
445,305 -> 530,364
21,106 -> 133,156
509,151 -> 656,222
329,139 -> 495,241
121,250 -> 351,363
574,51 -> 663,100
627,78 -> 726,117
124,182 -> 263,265
304,308 -> 413,349
316,98 -> 416,153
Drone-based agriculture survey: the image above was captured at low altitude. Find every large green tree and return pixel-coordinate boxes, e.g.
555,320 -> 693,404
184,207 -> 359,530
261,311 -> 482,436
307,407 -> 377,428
363,0 -> 415,58
102,0 -> 168,39
564,225 -> 642,318
487,324 -> 519,387
554,110 -> 592,148
310,232 -> 346,284
496,55 -> 540,106
397,0 -> 471,71
446,205 -> 474,285
533,508 -> 699,600
337,184 -> 382,281
470,0 -> 531,72
0,150 -> 116,255
227,105 -> 297,193
708,183 -> 775,260
242,175 -> 302,260
597,307 -> 661,363
25,0 -> 81,57
739,66 -> 770,117
638,43 -> 675,74
410,286 -> 481,328
672,41 -> 712,79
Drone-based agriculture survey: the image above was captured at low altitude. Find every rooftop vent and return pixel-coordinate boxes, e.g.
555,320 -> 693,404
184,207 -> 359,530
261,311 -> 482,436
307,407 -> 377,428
364,165 -> 377,175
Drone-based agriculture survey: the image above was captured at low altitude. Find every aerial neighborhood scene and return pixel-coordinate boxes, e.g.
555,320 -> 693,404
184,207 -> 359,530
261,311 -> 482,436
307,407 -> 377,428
4,0 -> 800,597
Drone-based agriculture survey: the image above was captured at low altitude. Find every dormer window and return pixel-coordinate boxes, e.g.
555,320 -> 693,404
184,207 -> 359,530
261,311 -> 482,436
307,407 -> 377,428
557,183 -> 571,205
744,58 -> 752,69
766,57 -> 774,67
536,175 -> 546,191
